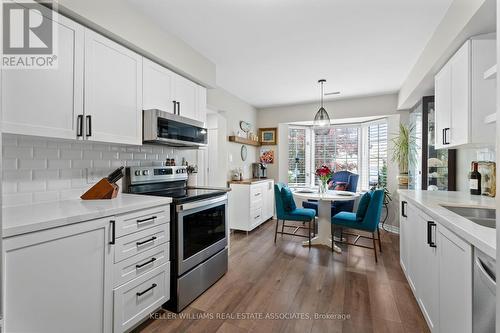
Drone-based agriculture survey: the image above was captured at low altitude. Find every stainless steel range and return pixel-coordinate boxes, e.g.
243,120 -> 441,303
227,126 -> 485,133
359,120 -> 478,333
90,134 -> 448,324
125,166 -> 228,312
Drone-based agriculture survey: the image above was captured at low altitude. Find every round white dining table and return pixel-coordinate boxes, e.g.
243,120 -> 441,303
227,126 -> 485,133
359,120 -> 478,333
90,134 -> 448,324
292,189 -> 360,253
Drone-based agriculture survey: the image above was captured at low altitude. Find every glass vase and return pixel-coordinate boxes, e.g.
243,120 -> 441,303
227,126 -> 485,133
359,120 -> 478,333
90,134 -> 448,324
319,181 -> 327,194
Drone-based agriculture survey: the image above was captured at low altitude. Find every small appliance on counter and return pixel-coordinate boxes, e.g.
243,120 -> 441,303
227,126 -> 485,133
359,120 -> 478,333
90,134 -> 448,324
252,163 -> 267,179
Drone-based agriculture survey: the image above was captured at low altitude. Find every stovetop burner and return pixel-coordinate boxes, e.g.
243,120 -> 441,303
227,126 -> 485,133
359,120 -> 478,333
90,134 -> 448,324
125,166 -> 228,204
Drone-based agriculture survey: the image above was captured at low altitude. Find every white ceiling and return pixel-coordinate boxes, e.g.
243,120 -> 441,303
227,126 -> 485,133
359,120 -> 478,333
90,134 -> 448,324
127,0 -> 453,108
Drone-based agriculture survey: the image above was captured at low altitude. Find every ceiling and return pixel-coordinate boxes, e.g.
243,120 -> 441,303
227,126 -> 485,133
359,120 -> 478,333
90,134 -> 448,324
127,0 -> 453,108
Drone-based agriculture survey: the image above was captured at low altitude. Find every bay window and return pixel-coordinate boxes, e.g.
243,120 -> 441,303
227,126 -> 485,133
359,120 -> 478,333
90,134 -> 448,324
286,119 -> 387,190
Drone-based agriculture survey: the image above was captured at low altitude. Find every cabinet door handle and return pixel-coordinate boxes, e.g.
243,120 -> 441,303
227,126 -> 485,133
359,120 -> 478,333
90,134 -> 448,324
427,221 -> 437,248
442,129 -> 445,145
177,102 -> 181,115
443,128 -> 450,145
136,257 -> 156,269
173,100 -> 177,114
109,220 -> 116,245
401,201 -> 407,217
86,115 -> 92,137
136,283 -> 157,296
136,236 -> 157,246
255,215 -> 261,219
136,216 -> 157,224
77,115 -> 83,137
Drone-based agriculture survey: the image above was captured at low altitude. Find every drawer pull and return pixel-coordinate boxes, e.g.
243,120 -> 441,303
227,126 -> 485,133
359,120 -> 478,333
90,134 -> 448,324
136,283 -> 157,297
136,216 -> 157,224
255,215 -> 260,219
136,236 -> 157,246
254,193 -> 261,196
136,257 -> 157,269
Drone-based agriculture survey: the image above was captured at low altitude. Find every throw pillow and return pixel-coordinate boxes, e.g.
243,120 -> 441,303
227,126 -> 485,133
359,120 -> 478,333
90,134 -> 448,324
333,182 -> 348,191
280,186 -> 297,212
356,192 -> 372,221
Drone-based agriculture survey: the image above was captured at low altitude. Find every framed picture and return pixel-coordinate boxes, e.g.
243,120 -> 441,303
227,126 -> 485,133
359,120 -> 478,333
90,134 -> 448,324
259,128 -> 278,145
260,147 -> 275,164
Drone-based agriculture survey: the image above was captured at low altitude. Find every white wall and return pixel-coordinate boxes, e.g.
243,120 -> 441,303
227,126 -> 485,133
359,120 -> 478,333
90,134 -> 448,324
207,88 -> 259,180
54,0 -> 216,87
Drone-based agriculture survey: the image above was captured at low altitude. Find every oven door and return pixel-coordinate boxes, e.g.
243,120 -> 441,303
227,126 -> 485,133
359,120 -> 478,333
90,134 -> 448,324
176,195 -> 228,275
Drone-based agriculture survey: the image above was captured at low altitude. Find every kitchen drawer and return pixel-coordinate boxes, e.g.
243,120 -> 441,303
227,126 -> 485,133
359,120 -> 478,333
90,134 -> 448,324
114,242 -> 169,287
115,206 -> 169,238
250,207 -> 263,227
113,263 -> 170,333
114,224 -> 169,263
250,196 -> 263,210
250,185 -> 263,198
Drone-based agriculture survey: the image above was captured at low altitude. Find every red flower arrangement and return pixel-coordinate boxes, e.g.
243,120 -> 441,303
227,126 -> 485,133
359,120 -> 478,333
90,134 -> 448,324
315,165 -> 332,183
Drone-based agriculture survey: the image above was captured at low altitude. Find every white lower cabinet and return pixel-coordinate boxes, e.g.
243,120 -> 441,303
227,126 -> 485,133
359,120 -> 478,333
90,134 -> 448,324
229,180 -> 274,232
3,205 -> 171,333
437,224 -> 472,333
399,198 -> 472,333
4,218 -> 114,333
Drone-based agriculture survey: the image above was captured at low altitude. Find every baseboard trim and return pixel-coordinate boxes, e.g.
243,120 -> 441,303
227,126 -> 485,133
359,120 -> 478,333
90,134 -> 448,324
381,224 -> 399,234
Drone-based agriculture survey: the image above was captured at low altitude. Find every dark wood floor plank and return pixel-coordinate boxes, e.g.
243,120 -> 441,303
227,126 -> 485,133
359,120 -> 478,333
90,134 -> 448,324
136,219 -> 430,333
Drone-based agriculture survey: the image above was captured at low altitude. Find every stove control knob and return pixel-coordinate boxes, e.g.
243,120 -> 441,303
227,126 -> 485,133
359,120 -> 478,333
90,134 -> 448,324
142,170 -> 150,176
176,169 -> 180,174
134,170 -> 141,176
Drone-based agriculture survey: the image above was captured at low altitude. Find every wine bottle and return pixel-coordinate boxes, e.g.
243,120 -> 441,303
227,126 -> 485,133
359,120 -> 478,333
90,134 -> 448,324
469,162 -> 481,195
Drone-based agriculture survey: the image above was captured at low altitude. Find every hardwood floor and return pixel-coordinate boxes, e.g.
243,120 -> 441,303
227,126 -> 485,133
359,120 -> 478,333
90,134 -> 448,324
134,219 -> 430,333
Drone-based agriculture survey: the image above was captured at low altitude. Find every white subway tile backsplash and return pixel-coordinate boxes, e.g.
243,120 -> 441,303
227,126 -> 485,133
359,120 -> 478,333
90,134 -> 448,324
34,148 -> 59,159
3,158 -> 17,170
18,180 -> 46,193
33,169 -> 59,180
33,191 -> 60,203
48,159 -> 71,169
47,179 -> 71,190
4,170 -> 32,181
2,134 -> 198,206
60,149 -> 83,160
4,193 -> 33,207
19,159 -> 47,170
83,150 -> 102,160
72,160 -> 92,169
4,146 -> 32,159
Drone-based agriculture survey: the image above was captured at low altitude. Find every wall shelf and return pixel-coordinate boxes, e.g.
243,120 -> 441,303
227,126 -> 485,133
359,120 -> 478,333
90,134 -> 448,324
228,136 -> 261,146
483,64 -> 497,80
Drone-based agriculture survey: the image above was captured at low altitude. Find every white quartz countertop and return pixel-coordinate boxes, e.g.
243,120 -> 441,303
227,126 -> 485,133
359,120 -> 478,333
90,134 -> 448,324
398,190 -> 496,258
2,194 -> 172,238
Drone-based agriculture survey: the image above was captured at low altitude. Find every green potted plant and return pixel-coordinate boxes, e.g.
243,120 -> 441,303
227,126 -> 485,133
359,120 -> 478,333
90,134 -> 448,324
390,123 -> 416,188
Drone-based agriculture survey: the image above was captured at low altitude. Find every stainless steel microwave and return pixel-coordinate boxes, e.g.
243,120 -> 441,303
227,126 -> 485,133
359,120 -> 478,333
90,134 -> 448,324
143,109 -> 207,148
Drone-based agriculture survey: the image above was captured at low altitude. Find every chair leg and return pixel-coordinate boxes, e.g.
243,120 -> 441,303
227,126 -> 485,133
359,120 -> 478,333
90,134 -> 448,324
340,227 -> 343,241
308,219 -> 312,248
274,219 -> 279,243
372,232 -> 378,263
281,219 -> 285,234
377,227 -> 382,252
331,224 -> 334,252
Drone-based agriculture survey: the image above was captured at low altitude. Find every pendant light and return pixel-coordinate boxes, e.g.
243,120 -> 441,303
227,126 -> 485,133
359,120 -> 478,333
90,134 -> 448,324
313,79 -> 330,134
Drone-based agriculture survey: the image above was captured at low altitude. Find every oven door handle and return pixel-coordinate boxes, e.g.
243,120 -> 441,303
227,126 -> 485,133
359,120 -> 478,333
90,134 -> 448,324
177,194 -> 228,212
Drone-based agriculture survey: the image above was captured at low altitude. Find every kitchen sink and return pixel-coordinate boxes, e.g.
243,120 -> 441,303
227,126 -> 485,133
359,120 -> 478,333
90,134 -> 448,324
441,206 -> 496,229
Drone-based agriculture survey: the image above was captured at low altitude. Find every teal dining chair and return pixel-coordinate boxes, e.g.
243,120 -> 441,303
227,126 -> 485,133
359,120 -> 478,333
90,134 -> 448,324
331,189 -> 384,262
274,183 -> 316,247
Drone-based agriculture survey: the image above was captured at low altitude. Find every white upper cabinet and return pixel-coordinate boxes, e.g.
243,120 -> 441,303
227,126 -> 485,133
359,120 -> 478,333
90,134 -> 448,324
172,73 -> 198,120
143,59 -> 207,125
2,12 -> 84,139
143,58 -> 175,113
434,36 -> 496,149
84,29 -> 143,145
